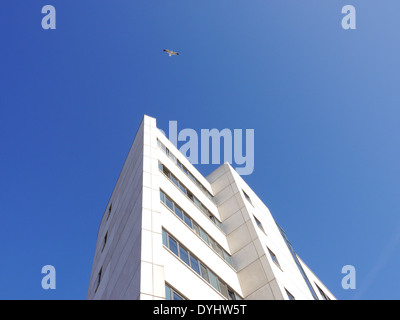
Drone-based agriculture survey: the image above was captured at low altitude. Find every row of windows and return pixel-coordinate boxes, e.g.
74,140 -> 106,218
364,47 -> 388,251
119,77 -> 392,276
159,161 -> 223,231
157,139 -> 216,204
160,189 -> 233,267
162,229 -> 242,300
95,203 -> 113,293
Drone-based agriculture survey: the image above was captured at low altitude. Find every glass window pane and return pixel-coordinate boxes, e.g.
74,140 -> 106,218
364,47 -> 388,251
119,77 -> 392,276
228,289 -> 236,300
168,236 -> 178,256
183,213 -> 193,228
169,153 -> 177,163
200,264 -> 209,282
209,270 -> 220,291
162,229 -> 168,246
179,246 -> 190,266
235,293 -> 242,300
171,174 -> 179,187
165,285 -> 171,300
215,244 -> 224,257
163,166 -> 170,177
178,183 -> 187,194
189,254 -> 200,275
172,292 -> 183,300
192,222 -> 200,236
166,196 -> 174,211
174,205 -> 183,220
209,238 -> 216,250
160,190 -> 165,203
193,197 -> 202,209
188,172 -> 196,183
223,251 -> 233,266
215,219 -> 223,230
218,279 -> 229,299
200,228 -> 209,244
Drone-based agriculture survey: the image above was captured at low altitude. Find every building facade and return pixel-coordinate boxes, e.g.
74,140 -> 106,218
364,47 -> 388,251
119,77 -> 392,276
87,115 -> 336,300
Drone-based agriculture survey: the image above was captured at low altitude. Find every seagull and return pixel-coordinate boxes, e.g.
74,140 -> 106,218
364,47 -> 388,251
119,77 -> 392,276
163,49 -> 179,56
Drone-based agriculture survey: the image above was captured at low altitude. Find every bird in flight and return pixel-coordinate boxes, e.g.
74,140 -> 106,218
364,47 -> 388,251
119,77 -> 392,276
163,49 -> 179,56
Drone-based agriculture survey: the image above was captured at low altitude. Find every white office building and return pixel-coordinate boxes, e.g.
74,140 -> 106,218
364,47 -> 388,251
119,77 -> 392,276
87,115 -> 336,300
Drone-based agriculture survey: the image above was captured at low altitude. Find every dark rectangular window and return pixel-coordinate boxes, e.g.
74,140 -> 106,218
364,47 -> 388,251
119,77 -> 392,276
102,232 -> 108,252
286,289 -> 295,300
168,235 -> 178,256
189,254 -> 200,275
162,229 -> 168,247
316,285 -> 330,300
165,195 -> 174,211
107,203 -> 112,221
165,284 -> 185,300
183,213 -> 193,228
179,245 -> 190,266
254,215 -> 265,233
95,267 -> 102,292
268,248 -> 280,268
178,182 -> 187,194
174,205 -> 184,220
243,190 -> 252,205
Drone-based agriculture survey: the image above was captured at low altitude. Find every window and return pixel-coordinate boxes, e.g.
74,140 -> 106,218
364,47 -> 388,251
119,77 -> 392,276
254,215 -> 265,233
268,248 -> 280,268
178,182 -> 187,194
316,285 -> 330,300
200,263 -> 209,282
162,229 -> 168,247
189,254 -> 200,275
171,174 -> 179,187
208,270 -> 220,291
165,284 -> 185,300
243,190 -> 252,205
174,205 -> 184,220
200,228 -> 209,244
165,195 -> 174,211
183,213 -> 193,228
179,245 -> 190,266
101,232 -> 108,252
162,165 -> 170,177
106,203 -> 112,221
228,288 -> 237,300
192,221 -> 200,236
286,289 -> 295,300
218,279 -> 229,299
95,267 -> 102,292
168,235 -> 178,256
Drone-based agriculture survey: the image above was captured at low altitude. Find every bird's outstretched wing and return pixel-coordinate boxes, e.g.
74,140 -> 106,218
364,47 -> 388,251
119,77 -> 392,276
163,49 -> 179,56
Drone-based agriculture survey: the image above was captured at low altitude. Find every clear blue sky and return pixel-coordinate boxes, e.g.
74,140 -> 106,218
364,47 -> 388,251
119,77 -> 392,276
1,1 -> 399,300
